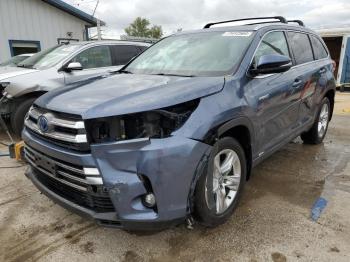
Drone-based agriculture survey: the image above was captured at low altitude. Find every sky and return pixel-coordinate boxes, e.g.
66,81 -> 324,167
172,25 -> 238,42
64,0 -> 350,39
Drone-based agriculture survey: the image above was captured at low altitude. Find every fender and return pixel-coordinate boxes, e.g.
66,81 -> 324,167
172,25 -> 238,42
217,116 -> 256,151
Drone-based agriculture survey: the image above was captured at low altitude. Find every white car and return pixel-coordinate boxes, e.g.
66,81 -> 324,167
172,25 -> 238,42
0,40 -> 150,135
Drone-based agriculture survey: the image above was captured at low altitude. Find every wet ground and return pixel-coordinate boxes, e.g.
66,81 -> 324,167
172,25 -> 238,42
0,92 -> 349,262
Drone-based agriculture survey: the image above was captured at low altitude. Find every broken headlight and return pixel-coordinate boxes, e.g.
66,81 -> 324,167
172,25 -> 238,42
86,99 -> 200,144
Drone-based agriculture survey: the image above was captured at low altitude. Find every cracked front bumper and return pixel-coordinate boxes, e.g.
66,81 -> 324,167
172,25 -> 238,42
23,128 -> 211,230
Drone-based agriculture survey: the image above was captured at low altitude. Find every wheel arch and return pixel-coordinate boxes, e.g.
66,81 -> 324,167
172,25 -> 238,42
187,117 -> 255,218
217,119 -> 254,180
14,90 -> 47,101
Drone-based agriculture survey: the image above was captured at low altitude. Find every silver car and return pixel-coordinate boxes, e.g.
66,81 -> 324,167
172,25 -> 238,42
0,41 -> 150,135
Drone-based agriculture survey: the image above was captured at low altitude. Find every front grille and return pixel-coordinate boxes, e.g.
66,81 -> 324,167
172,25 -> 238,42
34,169 -> 115,212
25,145 -> 115,213
25,106 -> 90,152
27,128 -> 90,152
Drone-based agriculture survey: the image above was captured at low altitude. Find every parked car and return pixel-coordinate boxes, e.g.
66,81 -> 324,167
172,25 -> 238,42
23,17 -> 336,231
0,53 -> 34,67
0,41 -> 150,135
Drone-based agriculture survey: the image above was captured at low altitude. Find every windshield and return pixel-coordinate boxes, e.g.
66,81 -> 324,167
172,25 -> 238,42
0,55 -> 30,67
125,31 -> 254,77
17,44 -> 81,70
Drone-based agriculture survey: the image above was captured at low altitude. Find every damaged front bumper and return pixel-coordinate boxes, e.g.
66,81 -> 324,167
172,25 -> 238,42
23,128 -> 211,230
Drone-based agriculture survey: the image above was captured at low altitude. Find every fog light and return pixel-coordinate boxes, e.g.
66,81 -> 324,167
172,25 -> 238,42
143,193 -> 156,208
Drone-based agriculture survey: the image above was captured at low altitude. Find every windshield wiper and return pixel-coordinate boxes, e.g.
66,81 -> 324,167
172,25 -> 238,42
118,69 -> 133,74
152,73 -> 195,77
17,64 -> 33,69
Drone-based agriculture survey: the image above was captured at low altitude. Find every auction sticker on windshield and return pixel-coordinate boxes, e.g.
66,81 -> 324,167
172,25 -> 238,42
222,32 -> 252,37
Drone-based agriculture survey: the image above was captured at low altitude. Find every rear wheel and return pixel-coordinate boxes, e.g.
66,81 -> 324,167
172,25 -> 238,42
301,97 -> 330,144
11,97 -> 36,137
194,137 -> 247,227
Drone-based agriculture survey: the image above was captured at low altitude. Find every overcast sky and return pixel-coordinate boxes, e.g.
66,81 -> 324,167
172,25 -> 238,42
64,0 -> 350,39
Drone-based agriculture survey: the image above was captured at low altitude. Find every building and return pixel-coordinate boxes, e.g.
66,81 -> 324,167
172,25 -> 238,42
0,0 -> 105,62
316,27 -> 350,87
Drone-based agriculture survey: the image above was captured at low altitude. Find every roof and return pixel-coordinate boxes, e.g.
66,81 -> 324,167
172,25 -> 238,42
176,23 -> 314,36
64,40 -> 151,47
42,0 -> 105,26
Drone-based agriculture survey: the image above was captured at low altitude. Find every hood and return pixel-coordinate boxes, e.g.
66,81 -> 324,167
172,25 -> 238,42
0,66 -> 38,81
2,68 -> 63,98
36,73 -> 225,119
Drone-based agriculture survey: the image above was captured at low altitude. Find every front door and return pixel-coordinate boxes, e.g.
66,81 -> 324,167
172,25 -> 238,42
64,45 -> 121,84
245,31 -> 302,156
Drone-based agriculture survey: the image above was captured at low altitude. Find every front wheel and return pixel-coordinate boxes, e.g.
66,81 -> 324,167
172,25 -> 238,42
301,97 -> 330,144
194,137 -> 247,227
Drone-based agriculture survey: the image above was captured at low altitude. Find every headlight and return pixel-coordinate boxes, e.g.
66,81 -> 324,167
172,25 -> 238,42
86,99 -> 200,144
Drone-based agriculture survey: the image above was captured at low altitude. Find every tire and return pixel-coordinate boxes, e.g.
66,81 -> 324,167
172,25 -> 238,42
11,97 -> 37,137
301,97 -> 330,145
194,137 -> 247,227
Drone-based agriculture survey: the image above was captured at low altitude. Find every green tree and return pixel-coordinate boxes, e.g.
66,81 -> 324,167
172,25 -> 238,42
124,17 -> 163,39
149,25 -> 163,39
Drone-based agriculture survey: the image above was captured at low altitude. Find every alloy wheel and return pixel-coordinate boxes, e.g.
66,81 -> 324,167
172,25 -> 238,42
318,103 -> 329,138
205,149 -> 241,214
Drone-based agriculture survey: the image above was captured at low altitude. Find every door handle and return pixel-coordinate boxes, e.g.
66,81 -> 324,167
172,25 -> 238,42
319,67 -> 326,74
258,94 -> 270,101
292,78 -> 302,87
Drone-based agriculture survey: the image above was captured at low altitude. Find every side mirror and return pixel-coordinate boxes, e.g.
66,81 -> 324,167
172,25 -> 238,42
250,54 -> 292,75
65,62 -> 83,72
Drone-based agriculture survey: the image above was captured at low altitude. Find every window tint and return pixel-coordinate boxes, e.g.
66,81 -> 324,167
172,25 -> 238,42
72,46 -> 112,69
288,32 -> 313,64
253,31 -> 290,67
111,45 -> 141,65
310,36 -> 328,60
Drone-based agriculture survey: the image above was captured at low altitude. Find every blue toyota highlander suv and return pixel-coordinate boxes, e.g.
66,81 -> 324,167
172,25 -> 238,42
22,17 -> 336,230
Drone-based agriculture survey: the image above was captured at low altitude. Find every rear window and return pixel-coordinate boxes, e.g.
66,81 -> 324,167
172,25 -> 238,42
310,36 -> 328,60
111,45 -> 141,65
288,32 -> 313,65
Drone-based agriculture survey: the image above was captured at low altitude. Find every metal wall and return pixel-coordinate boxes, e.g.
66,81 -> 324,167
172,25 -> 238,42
0,0 -> 91,62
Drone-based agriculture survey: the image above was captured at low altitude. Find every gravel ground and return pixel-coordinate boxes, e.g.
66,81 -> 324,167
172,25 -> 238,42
0,92 -> 349,262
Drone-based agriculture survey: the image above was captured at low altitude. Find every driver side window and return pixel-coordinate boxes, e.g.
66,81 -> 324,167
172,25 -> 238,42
71,46 -> 112,69
253,31 -> 290,68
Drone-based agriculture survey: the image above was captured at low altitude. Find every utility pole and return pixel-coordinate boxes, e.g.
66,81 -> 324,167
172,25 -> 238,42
92,0 -> 101,40
97,19 -> 101,40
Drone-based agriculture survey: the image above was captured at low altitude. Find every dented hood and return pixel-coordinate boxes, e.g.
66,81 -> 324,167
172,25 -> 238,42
36,73 -> 225,119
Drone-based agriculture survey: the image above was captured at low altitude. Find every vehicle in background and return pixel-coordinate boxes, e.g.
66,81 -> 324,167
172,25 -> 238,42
23,17 -> 335,230
316,28 -> 350,91
0,54 -> 34,67
0,41 -> 150,135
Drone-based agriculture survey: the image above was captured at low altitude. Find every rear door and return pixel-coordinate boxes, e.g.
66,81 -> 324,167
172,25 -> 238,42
246,31 -> 302,155
287,32 -> 329,127
64,45 -> 119,84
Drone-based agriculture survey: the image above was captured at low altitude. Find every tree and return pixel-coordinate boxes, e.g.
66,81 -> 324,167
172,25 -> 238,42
124,17 -> 163,39
149,25 -> 163,39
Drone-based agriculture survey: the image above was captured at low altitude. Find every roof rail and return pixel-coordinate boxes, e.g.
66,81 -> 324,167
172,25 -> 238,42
287,20 -> 305,27
203,16 -> 287,29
